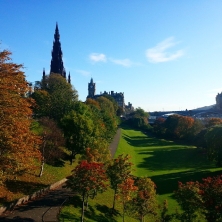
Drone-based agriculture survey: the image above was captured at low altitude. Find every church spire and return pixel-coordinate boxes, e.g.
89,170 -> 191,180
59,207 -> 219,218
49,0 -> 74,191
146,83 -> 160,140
50,23 -> 66,77
68,72 -> 71,84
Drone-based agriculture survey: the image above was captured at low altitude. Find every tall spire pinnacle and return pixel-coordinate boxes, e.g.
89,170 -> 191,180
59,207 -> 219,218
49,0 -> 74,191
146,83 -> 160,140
68,72 -> 71,84
50,23 -> 66,77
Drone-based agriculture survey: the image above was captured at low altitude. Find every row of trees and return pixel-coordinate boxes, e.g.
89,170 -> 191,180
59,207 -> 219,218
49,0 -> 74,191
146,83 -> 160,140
67,150 -> 222,222
125,107 -> 151,130
175,175 -> 222,222
66,153 -> 158,222
0,47 -> 120,183
153,114 -> 222,166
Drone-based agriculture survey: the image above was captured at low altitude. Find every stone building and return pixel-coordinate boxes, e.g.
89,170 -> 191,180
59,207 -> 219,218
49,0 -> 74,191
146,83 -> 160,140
216,92 -> 222,111
87,78 -> 125,109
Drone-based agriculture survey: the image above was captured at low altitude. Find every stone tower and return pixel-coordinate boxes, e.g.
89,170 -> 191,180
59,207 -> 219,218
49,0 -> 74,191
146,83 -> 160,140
42,23 -> 71,83
50,23 -> 66,77
88,78 -> 96,98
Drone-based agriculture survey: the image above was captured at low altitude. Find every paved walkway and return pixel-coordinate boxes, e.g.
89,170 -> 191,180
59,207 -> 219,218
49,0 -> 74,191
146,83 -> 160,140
0,129 -> 121,222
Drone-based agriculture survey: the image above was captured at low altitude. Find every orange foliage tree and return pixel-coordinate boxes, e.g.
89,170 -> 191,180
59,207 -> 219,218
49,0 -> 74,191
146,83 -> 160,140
0,49 -> 41,181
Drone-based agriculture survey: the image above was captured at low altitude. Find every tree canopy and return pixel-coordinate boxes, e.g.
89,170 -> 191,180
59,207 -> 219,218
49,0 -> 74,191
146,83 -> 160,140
0,49 -> 41,181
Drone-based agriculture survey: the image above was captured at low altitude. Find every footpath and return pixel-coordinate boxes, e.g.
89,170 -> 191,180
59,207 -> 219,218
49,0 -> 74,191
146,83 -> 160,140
0,128 -> 121,222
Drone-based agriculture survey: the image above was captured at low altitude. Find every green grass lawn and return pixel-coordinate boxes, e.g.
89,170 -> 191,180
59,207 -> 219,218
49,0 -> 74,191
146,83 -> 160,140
59,126 -> 222,221
0,149 -> 78,206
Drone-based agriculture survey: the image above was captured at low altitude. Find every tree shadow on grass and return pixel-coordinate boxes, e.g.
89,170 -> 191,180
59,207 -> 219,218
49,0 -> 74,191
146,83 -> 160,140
4,180 -> 47,196
69,195 -> 82,208
84,204 -> 118,222
122,134 -> 180,148
96,204 -> 120,218
150,169 -> 222,196
59,211 -> 81,221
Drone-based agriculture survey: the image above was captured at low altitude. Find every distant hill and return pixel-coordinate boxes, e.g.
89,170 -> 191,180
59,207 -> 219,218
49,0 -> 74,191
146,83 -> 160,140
192,104 -> 215,111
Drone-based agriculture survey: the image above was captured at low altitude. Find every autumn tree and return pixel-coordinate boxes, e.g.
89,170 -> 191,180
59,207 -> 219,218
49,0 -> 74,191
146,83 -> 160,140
205,117 -> 222,128
66,160 -> 108,222
0,49 -> 41,181
175,181 -> 204,221
127,177 -> 158,222
117,177 -> 138,222
175,175 -> 222,222
107,154 -> 133,212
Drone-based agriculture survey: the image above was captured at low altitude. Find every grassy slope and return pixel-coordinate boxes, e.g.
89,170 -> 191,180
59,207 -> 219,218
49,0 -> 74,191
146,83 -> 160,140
116,126 -> 222,213
0,155 -> 77,205
60,126 -> 222,221
0,120 -> 78,206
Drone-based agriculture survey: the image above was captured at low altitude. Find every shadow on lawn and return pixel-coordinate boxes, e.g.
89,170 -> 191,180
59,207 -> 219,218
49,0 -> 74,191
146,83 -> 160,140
151,169 -> 222,196
84,204 -> 118,222
122,133 -> 180,148
61,195 -> 119,222
121,128 -> 222,199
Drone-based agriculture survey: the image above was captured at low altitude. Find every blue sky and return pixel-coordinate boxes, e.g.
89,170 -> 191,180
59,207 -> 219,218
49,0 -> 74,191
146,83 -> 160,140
1,1 -> 222,111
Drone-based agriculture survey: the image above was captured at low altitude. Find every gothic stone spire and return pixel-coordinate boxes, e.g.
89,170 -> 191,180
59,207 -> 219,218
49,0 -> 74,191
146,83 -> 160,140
50,23 -> 66,77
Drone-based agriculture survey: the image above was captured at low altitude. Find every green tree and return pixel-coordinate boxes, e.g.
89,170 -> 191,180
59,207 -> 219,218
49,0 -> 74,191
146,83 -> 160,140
204,125 -> 222,166
60,108 -> 94,164
127,107 -> 150,130
32,74 -> 78,121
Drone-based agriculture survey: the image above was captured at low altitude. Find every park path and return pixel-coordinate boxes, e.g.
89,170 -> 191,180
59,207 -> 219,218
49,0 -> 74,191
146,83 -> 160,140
0,128 -> 121,222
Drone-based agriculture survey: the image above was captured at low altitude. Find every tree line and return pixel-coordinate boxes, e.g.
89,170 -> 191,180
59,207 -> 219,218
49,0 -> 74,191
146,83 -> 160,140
153,114 -> 222,166
0,48 -> 119,183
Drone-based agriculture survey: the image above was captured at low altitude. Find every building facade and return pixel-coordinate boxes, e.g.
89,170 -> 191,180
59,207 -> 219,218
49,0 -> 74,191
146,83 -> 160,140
216,92 -> 222,111
87,78 -> 129,110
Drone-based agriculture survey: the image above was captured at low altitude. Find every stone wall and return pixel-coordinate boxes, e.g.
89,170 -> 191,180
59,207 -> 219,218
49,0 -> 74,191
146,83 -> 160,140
0,178 -> 67,215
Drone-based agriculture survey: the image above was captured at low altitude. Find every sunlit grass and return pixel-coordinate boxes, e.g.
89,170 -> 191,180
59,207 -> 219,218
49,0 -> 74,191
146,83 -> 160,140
0,150 -> 78,205
59,127 -> 222,220
115,126 -> 222,214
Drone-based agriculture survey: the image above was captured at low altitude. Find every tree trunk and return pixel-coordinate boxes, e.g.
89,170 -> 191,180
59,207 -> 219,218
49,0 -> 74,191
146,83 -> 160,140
39,136 -> 46,177
81,194 -> 85,222
85,194 -> 89,210
112,187 -> 117,213
122,200 -> 125,222
39,159 -> 44,177
70,151 -> 77,165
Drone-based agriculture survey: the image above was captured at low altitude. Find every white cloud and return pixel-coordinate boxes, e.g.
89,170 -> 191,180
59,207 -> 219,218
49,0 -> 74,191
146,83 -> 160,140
146,37 -> 184,63
89,53 -> 107,63
109,58 -> 133,67
75,69 -> 90,76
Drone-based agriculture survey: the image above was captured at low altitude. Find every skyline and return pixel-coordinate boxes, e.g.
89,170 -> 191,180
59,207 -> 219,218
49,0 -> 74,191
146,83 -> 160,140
1,1 -> 222,111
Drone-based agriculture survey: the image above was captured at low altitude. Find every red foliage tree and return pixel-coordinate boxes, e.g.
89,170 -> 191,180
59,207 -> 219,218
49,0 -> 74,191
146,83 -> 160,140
175,175 -> 222,221
66,160 -> 108,222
